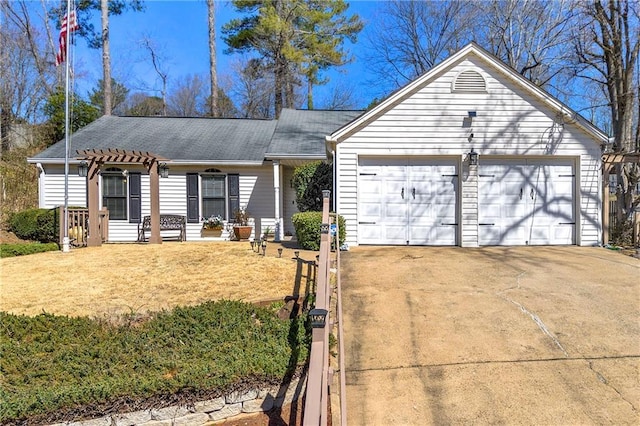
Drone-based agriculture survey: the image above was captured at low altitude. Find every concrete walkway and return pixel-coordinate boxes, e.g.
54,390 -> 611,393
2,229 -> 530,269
340,247 -> 639,425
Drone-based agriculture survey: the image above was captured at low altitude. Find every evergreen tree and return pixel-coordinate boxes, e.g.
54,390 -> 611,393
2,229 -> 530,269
222,0 -> 362,117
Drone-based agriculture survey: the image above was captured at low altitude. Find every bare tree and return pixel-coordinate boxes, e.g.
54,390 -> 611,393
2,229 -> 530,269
207,0 -> 218,117
573,0 -> 639,240
316,80 -> 358,110
475,0 -> 576,89
167,74 -> 207,117
140,36 -> 169,116
364,0 -> 475,89
228,57 -> 274,119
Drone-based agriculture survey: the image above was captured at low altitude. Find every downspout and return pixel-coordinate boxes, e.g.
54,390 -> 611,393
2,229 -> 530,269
36,163 -> 45,207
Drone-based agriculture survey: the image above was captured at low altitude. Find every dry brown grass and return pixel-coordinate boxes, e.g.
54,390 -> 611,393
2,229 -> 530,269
0,241 -> 318,319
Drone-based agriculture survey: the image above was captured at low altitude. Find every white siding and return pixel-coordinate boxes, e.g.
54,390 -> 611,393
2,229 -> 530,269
336,56 -> 602,247
39,164 -> 279,243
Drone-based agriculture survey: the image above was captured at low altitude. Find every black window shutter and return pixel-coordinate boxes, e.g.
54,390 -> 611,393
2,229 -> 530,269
187,173 -> 199,223
129,172 -> 142,223
228,174 -> 240,221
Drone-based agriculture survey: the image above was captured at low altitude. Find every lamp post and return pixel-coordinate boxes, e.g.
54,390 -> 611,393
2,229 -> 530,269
308,308 -> 328,328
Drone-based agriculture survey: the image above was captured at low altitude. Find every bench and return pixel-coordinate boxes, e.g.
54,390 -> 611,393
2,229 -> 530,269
137,214 -> 186,242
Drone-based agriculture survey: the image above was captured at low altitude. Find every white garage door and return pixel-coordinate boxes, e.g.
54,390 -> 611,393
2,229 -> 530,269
358,157 -> 458,245
479,159 -> 575,246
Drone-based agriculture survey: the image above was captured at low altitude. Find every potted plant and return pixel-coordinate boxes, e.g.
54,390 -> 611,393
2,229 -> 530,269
201,215 -> 224,238
232,208 -> 252,240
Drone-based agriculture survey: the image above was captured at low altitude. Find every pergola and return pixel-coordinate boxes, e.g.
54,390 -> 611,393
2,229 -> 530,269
77,148 -> 168,246
602,152 -> 640,245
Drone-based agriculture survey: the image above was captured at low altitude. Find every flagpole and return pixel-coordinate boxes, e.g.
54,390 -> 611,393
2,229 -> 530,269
62,0 -> 72,253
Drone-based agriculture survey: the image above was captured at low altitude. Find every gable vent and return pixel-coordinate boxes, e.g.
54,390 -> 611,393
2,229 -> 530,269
453,70 -> 486,93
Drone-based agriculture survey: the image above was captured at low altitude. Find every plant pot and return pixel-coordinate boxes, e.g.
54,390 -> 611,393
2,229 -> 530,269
233,225 -> 252,240
201,228 -> 223,238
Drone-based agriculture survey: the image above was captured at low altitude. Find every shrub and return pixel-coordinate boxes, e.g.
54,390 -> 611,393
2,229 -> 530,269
292,211 -> 346,250
8,208 -> 57,243
0,242 -> 59,258
0,301 -> 310,424
291,161 -> 333,212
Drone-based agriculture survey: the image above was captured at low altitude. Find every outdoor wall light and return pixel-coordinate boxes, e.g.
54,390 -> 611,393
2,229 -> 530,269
294,250 -> 300,259
309,308 -> 328,328
158,163 -> 169,178
468,148 -> 479,166
277,247 -> 283,258
78,161 -> 88,177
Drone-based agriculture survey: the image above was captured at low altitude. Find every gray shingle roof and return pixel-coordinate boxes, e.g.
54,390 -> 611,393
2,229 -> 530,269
32,116 -> 278,163
267,109 -> 363,158
30,109 -> 365,164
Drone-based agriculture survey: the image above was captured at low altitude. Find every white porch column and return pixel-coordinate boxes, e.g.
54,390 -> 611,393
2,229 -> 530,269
273,160 -> 283,242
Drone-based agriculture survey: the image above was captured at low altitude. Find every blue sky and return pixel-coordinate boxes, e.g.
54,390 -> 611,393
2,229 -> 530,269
69,0 -> 385,110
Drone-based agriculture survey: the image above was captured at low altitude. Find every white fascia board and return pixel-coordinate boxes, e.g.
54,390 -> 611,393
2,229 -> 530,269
167,160 -> 265,166
264,154 -> 326,160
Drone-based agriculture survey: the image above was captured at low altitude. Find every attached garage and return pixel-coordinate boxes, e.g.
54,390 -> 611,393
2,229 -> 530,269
327,43 -> 607,248
358,157 -> 458,245
478,158 -> 575,245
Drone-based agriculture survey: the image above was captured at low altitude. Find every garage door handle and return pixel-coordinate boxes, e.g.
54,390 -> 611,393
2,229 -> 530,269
401,188 -> 404,199
520,188 -> 523,200
530,188 -> 535,199
412,188 -> 416,199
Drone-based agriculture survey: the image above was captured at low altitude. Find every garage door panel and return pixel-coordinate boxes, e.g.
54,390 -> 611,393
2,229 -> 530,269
358,157 -> 458,245
479,159 -> 575,246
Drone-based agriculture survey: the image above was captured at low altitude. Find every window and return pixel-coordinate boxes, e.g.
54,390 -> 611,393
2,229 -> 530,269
186,171 -> 240,223
102,168 -> 127,220
202,174 -> 227,219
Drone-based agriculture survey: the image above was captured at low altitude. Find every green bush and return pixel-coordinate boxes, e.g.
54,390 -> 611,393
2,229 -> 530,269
0,242 -> 59,258
8,208 -> 57,243
291,161 -> 333,212
0,301 -> 310,424
292,211 -> 346,250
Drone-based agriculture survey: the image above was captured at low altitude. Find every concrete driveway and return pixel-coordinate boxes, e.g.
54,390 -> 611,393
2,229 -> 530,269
340,247 -> 639,425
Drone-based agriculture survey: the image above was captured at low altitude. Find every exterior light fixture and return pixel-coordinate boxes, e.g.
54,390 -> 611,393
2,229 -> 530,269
277,247 -> 283,258
309,308 -> 328,328
158,163 -> 169,178
294,250 -> 300,259
78,161 -> 88,177
468,148 -> 479,166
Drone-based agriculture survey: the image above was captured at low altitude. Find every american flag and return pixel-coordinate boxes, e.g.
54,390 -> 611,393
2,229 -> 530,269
55,9 -> 80,66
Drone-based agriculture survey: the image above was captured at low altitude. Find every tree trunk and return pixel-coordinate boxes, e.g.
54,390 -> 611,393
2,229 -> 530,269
101,0 -> 111,116
207,0 -> 217,117
307,78 -> 313,110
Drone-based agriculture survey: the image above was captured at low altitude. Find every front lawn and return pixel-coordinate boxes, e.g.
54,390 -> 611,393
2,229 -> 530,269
0,242 -> 317,424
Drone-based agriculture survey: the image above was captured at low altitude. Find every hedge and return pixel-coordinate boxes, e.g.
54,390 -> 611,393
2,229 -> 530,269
8,208 -> 57,243
0,243 -> 59,258
291,211 -> 346,251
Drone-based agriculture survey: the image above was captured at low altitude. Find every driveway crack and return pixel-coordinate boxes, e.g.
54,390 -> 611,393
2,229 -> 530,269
497,272 -> 569,358
588,361 -> 638,413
